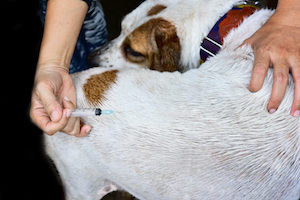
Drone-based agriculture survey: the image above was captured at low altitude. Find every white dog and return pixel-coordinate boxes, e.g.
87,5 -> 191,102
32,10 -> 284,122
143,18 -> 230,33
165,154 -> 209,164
44,0 -> 300,199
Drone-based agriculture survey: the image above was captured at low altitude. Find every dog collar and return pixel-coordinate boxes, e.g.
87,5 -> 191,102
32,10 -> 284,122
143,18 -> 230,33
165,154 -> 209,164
200,4 -> 259,64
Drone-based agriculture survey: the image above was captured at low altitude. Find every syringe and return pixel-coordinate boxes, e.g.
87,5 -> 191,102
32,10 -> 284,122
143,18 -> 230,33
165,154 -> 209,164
71,108 -> 113,117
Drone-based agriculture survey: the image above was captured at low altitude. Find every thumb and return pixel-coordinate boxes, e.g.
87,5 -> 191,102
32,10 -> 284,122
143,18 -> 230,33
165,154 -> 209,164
36,82 -> 63,122
240,37 -> 252,48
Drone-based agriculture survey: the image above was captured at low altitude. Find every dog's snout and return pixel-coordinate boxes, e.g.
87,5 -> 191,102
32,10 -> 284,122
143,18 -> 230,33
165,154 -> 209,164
87,48 -> 102,67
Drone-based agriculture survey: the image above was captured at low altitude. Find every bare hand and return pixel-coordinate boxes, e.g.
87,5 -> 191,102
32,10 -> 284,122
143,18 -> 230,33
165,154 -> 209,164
244,13 -> 300,116
30,66 -> 91,136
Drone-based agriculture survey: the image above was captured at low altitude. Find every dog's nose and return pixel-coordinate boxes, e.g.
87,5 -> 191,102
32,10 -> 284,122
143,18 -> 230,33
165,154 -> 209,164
86,47 -> 102,67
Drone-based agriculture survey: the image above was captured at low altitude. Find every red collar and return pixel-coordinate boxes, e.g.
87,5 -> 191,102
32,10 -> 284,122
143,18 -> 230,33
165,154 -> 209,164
200,4 -> 259,63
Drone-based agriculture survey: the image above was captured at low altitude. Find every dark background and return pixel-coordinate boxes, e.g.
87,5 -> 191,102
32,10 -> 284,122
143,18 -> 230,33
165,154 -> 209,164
2,0 -> 142,199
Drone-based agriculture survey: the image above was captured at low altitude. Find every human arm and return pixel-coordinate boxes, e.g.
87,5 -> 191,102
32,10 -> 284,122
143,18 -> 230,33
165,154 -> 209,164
244,0 -> 300,116
30,0 -> 91,136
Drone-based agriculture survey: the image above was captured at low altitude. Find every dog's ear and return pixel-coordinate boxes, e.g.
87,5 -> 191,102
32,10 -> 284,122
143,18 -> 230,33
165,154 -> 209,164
122,18 -> 181,72
149,18 -> 182,72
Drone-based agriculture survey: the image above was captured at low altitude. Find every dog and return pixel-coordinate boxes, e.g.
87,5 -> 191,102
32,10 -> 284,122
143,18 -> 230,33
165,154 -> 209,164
44,0 -> 300,199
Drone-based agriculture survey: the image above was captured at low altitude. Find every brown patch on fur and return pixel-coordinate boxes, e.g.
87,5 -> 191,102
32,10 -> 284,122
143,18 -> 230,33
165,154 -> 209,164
122,18 -> 182,72
147,4 -> 167,16
83,70 -> 118,105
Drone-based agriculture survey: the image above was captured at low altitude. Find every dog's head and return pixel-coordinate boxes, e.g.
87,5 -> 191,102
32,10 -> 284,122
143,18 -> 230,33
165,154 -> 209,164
88,2 -> 183,72
120,17 -> 181,72
87,0 -> 241,72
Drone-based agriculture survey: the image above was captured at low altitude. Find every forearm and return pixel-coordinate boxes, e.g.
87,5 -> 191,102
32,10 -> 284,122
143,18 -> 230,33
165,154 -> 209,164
38,0 -> 88,70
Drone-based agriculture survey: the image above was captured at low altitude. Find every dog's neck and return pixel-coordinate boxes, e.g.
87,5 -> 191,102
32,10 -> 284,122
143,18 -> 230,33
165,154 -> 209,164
200,4 -> 259,64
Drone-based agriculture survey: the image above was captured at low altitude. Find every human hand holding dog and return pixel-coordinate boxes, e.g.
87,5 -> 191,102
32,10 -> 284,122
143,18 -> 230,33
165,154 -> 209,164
244,0 -> 300,116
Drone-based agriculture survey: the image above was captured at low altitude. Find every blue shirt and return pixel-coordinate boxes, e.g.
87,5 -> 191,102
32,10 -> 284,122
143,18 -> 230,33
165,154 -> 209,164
40,0 -> 108,73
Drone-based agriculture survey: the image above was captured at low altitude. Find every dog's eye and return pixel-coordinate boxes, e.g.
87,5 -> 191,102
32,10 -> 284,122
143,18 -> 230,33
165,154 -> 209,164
124,45 -> 145,58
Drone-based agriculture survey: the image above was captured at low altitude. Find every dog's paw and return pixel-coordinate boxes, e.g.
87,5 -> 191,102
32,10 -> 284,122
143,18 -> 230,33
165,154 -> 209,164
97,183 -> 118,199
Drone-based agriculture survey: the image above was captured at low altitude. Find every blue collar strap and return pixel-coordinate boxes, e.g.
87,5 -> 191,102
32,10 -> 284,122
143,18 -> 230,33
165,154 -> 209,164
200,4 -> 259,64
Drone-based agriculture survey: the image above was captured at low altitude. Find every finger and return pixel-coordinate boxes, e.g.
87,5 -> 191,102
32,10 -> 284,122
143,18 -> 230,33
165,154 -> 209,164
61,96 -> 79,135
289,57 -> 300,116
61,118 -> 91,137
62,117 -> 81,136
77,124 -> 92,137
61,96 -> 91,136
30,93 -> 70,134
36,82 -> 63,122
31,107 -> 71,135
267,64 -> 289,113
62,96 -> 76,111
249,51 -> 270,92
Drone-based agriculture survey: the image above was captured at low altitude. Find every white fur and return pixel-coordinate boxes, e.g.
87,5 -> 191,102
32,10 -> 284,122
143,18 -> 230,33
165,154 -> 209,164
98,0 -> 244,71
45,1 -> 300,200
